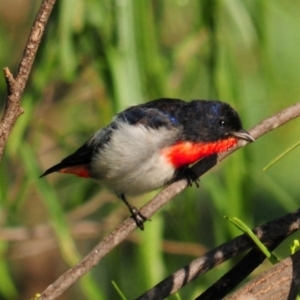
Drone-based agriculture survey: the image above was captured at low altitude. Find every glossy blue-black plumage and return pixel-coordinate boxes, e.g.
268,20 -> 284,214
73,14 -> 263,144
119,98 -> 184,129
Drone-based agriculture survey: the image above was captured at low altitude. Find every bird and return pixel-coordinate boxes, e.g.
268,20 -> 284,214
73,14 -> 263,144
40,98 -> 254,230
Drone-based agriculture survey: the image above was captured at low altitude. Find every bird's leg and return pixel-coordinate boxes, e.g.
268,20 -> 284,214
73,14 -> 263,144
171,167 -> 200,187
120,194 -> 147,230
182,167 -> 200,188
176,167 -> 200,188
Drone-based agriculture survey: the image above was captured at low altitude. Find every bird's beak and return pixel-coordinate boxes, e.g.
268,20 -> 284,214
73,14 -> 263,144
230,130 -> 255,142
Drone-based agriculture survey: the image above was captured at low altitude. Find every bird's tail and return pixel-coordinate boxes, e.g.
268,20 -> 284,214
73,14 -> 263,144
40,140 -> 95,178
40,162 -> 91,178
40,163 -> 67,178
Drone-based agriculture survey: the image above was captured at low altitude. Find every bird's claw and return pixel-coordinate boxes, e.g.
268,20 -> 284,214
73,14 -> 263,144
130,206 -> 148,230
184,168 -> 200,188
120,194 -> 148,230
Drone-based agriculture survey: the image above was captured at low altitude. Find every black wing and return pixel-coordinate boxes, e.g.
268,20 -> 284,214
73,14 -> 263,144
117,98 -> 186,129
40,126 -> 113,177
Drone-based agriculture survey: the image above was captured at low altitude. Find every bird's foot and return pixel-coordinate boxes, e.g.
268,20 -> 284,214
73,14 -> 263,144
129,206 -> 148,231
120,194 -> 148,230
184,168 -> 200,188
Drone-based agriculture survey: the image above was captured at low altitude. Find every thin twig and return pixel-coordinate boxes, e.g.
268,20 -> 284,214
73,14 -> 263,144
38,102 -> 300,300
0,0 -> 57,160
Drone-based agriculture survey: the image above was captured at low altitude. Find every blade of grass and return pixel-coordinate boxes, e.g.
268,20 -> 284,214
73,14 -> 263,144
263,140 -> 300,171
111,281 -> 128,300
226,216 -> 279,264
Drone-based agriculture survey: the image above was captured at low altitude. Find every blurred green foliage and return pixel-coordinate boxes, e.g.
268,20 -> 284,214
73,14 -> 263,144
1,0 -> 300,299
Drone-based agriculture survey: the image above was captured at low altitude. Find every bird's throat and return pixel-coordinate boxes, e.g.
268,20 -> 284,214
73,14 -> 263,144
163,137 -> 238,168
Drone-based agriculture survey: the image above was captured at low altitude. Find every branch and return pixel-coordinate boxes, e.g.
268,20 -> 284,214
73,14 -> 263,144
137,208 -> 300,300
225,250 -> 300,300
0,0 -> 57,161
37,101 -> 300,300
194,234 -> 284,299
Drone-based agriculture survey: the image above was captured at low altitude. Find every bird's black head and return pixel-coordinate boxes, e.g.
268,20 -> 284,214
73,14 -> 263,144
179,100 -> 254,143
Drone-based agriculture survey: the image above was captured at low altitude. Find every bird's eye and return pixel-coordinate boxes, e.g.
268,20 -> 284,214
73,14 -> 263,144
219,119 -> 226,128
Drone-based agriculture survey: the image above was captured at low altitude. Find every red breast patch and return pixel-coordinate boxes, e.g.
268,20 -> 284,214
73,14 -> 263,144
162,137 -> 238,168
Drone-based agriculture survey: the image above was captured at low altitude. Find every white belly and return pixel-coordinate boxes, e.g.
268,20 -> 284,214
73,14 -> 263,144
91,123 -> 178,196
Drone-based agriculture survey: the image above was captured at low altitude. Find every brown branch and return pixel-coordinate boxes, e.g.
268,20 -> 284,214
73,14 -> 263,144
137,208 -> 300,300
0,0 -> 57,161
225,250 -> 300,300
37,101 -> 300,300
195,246 -> 285,300
194,239 -> 283,300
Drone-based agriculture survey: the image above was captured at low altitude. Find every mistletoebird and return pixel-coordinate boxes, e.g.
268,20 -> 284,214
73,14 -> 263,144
41,98 -> 254,229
